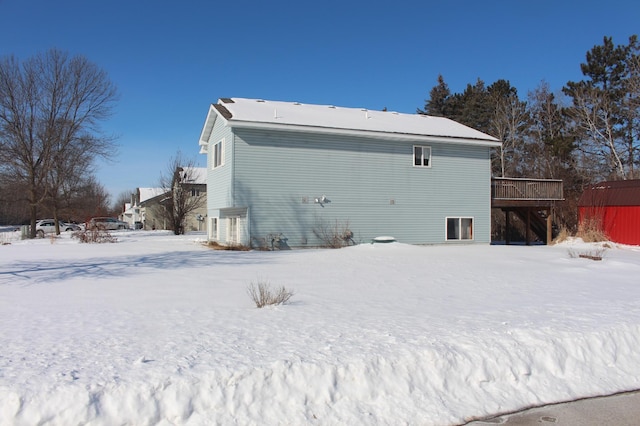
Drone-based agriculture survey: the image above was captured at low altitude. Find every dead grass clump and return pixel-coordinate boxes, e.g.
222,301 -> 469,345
576,217 -> 608,243
206,241 -> 251,251
72,228 -> 117,243
551,226 -> 571,245
247,280 -> 294,308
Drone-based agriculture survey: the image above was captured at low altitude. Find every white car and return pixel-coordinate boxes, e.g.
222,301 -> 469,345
88,217 -> 129,231
35,219 -> 81,237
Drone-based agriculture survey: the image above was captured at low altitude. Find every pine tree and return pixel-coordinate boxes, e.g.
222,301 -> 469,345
419,74 -> 451,116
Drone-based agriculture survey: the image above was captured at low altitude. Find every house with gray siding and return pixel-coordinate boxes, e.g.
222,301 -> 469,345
198,98 -> 501,248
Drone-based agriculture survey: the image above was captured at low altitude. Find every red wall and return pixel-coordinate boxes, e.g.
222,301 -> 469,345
579,206 -> 640,245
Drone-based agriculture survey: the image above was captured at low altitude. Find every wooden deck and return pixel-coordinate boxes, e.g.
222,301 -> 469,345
491,178 -> 564,244
491,177 -> 564,208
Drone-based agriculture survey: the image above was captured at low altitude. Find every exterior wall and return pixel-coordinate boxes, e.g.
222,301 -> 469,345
579,206 -> 640,245
140,198 -> 168,230
205,116 -> 235,241
223,128 -> 492,247
183,183 -> 207,232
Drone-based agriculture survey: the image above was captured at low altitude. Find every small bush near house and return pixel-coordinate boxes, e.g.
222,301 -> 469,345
206,241 -> 251,251
247,280 -> 294,308
72,228 -> 117,243
312,217 -> 355,248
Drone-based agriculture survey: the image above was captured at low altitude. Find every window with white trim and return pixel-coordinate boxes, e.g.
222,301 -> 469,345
213,139 -> 224,169
228,217 -> 238,243
210,217 -> 218,240
446,217 -> 474,241
413,145 -> 431,167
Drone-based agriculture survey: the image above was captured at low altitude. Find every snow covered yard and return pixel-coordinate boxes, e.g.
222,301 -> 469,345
1,230 -> 640,425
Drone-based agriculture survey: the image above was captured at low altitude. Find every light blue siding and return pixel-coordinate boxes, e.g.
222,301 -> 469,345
221,128 -> 492,247
206,117 -> 234,215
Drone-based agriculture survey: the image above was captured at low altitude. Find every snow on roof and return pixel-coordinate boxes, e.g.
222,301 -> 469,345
180,167 -> 206,184
201,98 -> 501,147
138,187 -> 166,203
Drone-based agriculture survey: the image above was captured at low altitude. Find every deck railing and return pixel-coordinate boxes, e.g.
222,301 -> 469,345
492,178 -> 564,201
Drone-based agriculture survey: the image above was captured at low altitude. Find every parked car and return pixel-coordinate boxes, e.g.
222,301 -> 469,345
88,217 -> 129,231
34,219 -> 81,237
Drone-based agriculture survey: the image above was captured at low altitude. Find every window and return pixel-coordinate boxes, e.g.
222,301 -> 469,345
191,188 -> 200,197
213,139 -> 224,169
228,217 -> 238,243
446,217 -> 474,241
413,145 -> 431,167
210,217 -> 218,240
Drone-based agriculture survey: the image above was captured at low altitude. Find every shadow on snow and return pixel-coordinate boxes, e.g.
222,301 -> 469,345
0,249 -> 274,285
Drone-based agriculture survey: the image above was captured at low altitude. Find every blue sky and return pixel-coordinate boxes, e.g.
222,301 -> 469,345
1,0 -> 638,202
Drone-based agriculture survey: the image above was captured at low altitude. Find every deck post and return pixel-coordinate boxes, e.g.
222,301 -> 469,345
505,210 -> 511,245
546,208 -> 553,244
526,209 -> 531,246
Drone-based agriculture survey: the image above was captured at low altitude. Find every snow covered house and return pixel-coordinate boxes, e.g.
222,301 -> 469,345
135,168 -> 208,232
198,98 -> 501,248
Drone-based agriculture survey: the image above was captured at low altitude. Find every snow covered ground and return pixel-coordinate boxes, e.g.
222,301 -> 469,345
1,229 -> 639,425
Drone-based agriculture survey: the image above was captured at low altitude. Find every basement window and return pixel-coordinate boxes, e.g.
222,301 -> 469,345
446,217 -> 474,241
413,146 -> 431,167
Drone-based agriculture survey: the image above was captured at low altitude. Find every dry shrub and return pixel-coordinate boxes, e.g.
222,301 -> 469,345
206,241 -> 251,251
312,217 -> 355,248
568,247 -> 607,261
72,228 -> 117,243
247,280 -> 294,308
1,233 -> 12,245
551,226 -> 571,245
576,216 -> 608,243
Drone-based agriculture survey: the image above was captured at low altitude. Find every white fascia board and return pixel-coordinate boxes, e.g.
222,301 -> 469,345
226,120 -> 502,147
198,105 -> 223,147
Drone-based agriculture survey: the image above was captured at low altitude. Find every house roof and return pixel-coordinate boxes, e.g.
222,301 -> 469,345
138,187 -> 167,203
578,180 -> 640,207
199,98 -> 501,148
179,167 -> 206,184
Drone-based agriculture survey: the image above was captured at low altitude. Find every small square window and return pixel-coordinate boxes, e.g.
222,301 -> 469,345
413,145 -> 431,167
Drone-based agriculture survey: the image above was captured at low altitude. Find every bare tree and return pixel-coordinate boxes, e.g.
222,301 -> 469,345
108,189 -> 136,219
526,82 -> 577,179
155,151 -> 206,235
0,49 -> 118,237
566,83 -> 627,178
624,41 -> 640,177
490,93 -> 528,177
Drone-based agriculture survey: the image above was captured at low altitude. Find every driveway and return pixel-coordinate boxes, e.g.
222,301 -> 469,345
466,390 -> 640,425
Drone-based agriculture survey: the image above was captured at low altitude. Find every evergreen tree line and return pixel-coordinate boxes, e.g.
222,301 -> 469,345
418,35 -> 639,231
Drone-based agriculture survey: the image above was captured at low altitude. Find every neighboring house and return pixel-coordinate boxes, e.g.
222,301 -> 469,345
137,168 -> 208,232
578,179 -> 640,245
136,187 -> 167,230
198,98 -> 501,248
119,188 -> 167,230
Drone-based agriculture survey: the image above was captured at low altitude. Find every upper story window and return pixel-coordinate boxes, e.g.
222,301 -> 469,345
191,188 -> 200,197
213,139 -> 224,169
413,145 -> 431,167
